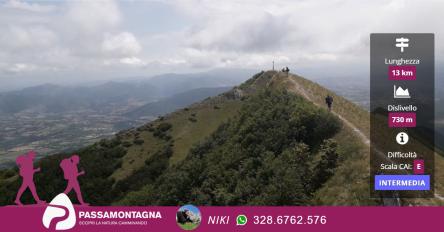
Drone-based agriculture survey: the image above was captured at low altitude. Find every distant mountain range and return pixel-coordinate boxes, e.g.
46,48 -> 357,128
125,87 -> 232,119
0,69 -> 254,115
0,82 -> 158,114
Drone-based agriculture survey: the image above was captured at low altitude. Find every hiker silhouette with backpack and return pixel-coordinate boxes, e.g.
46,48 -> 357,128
60,154 -> 88,205
325,95 -> 333,111
15,151 -> 46,205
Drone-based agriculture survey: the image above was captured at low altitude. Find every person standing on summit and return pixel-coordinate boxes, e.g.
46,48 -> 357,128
325,95 -> 333,111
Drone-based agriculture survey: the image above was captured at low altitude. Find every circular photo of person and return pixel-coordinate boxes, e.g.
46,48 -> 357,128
176,204 -> 201,230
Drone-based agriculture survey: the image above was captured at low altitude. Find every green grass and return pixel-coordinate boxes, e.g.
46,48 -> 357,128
168,100 -> 242,164
177,222 -> 200,230
288,74 -> 369,136
270,71 -> 444,205
312,126 -> 378,205
110,96 -> 242,181
111,131 -> 165,181
246,71 -> 376,205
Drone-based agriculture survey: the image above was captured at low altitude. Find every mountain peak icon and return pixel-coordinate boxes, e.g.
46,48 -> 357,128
394,85 -> 410,98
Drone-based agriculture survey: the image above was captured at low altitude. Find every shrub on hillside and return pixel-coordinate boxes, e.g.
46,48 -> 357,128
134,139 -> 144,145
153,122 -> 173,140
122,141 -> 132,147
120,89 -> 342,206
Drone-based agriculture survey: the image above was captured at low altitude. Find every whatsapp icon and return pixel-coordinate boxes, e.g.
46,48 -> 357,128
236,214 -> 247,226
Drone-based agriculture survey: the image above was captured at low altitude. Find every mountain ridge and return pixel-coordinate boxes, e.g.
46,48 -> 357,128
1,70 -> 443,206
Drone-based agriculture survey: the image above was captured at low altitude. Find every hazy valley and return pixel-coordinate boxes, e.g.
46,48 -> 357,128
0,70 -> 251,168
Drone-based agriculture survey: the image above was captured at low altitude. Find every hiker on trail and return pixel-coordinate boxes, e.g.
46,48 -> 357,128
15,151 -> 46,205
325,95 -> 333,111
60,154 -> 88,205
282,67 -> 290,73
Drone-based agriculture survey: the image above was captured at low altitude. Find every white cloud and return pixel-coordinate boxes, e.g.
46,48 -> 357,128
3,0 -> 56,13
102,32 -> 142,57
186,12 -> 290,52
0,0 -> 443,81
0,25 -> 58,52
0,0 -> 148,76
66,0 -> 121,33
171,0 -> 443,76
2,63 -> 40,74
119,57 -> 145,66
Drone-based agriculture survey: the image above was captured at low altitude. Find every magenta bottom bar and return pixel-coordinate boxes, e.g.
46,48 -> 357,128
1,205 -> 443,231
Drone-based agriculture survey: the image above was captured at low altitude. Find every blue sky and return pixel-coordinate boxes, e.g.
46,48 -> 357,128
0,0 -> 443,88
179,204 -> 200,215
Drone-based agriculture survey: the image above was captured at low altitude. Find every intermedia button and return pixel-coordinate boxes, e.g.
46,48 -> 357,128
375,175 -> 430,190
